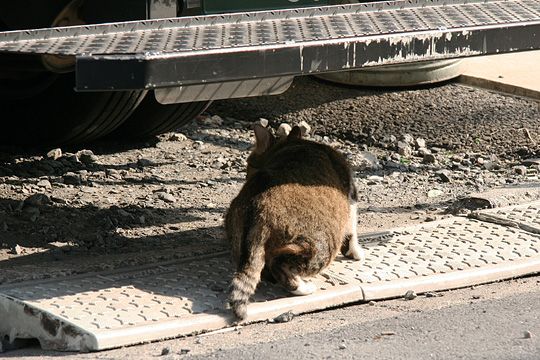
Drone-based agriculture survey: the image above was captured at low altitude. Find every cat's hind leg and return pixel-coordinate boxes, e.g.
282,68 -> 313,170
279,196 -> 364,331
344,202 -> 365,261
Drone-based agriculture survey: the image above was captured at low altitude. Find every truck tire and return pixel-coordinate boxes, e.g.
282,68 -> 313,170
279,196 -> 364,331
0,73 -> 146,146
315,60 -> 464,87
111,92 -> 211,139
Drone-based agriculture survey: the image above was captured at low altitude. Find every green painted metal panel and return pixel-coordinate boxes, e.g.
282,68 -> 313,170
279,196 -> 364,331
203,0 -> 330,14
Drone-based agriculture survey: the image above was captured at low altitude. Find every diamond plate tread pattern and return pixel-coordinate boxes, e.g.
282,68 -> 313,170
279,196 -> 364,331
323,216 -> 539,285
475,201 -> 540,231
0,0 -> 538,56
1,203 -> 539,351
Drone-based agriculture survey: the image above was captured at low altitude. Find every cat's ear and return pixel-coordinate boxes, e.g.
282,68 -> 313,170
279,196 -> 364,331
253,124 -> 275,154
288,126 -> 302,140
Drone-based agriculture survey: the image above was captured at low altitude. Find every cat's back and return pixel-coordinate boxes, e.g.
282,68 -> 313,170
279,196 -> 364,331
261,139 -> 350,188
228,134 -> 353,229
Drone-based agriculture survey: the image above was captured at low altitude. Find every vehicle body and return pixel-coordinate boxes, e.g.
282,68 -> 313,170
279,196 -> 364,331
0,0 -> 539,145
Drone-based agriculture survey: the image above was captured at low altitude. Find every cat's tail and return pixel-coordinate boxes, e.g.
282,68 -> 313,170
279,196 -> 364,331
229,224 -> 268,321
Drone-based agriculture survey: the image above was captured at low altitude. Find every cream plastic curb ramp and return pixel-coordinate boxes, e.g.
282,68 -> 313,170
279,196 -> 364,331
1,202 -> 539,351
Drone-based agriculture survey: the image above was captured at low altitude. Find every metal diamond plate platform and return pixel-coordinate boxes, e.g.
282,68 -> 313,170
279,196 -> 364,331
1,0 -> 538,90
1,202 -> 539,352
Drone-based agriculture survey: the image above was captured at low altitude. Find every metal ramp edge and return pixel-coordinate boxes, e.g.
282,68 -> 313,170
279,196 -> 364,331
0,201 -> 539,352
0,0 -> 539,90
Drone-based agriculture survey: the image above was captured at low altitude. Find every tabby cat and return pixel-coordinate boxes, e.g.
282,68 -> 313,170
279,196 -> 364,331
225,124 -> 364,320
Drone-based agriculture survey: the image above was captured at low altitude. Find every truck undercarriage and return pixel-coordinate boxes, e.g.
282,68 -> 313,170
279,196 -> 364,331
0,0 -> 539,145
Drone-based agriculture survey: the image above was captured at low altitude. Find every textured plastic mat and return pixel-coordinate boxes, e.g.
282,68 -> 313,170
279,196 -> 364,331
1,202 -> 539,352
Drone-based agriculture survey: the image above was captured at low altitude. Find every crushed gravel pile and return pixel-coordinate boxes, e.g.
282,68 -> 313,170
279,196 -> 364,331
209,77 -> 540,157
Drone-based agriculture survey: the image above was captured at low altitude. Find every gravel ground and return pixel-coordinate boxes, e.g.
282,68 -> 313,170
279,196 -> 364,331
1,77 -> 539,284
0,77 -> 539,356
211,77 -> 540,156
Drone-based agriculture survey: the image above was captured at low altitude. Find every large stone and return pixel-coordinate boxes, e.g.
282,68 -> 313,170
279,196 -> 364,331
277,123 -> 292,138
46,148 -> 62,160
77,150 -> 98,165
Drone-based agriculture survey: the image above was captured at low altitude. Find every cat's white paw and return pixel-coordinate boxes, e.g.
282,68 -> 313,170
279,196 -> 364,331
291,280 -> 317,296
346,242 -> 365,261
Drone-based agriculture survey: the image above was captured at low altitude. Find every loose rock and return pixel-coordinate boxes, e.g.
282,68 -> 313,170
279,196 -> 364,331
156,192 -> 176,203
63,172 -> 82,185
200,114 -> 223,126
428,189 -> 444,198
77,150 -> 98,165
298,120 -> 312,136
404,290 -> 417,300
381,135 -> 397,145
415,137 -> 427,149
259,118 -> 269,127
277,123 -> 292,138
137,158 -> 155,167
436,170 -> 452,183
522,158 -> 540,167
513,166 -> 528,175
352,151 -> 380,171
160,347 -> 170,356
272,311 -> 295,323
106,168 -> 122,180
192,140 -> 205,150
46,148 -> 62,160
523,331 -> 532,339
10,244 -> 23,255
62,153 -> 80,164
401,134 -> 415,145
168,132 -> 187,141
37,179 -> 52,189
397,141 -> 413,157
423,154 -> 437,164
483,161 -> 498,171
24,193 -> 51,206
